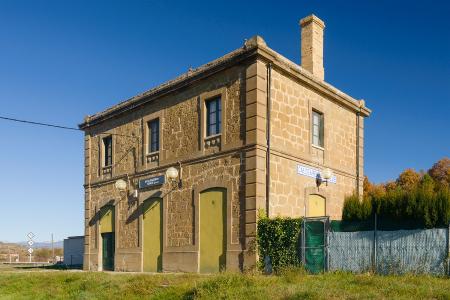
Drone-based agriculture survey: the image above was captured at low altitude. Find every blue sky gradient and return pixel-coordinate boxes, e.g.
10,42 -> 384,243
0,0 -> 449,242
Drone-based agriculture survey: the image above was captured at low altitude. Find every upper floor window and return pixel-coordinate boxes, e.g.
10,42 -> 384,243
312,111 -> 324,148
206,97 -> 221,136
148,119 -> 160,153
103,136 -> 113,166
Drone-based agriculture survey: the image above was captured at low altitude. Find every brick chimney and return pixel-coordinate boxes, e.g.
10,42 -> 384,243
300,15 -> 325,81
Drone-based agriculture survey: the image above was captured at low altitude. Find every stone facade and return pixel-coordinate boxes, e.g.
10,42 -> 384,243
80,15 -> 371,272
268,68 -> 364,218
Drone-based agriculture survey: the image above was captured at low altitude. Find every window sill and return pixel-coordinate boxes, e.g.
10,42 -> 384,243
312,144 -> 325,151
146,151 -> 160,163
204,134 -> 221,148
102,165 -> 112,175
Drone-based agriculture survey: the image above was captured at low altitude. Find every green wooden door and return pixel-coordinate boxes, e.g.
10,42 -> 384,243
199,188 -> 226,273
102,232 -> 115,271
143,198 -> 162,272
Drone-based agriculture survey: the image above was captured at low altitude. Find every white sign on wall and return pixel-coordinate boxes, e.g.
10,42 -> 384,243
297,164 -> 337,184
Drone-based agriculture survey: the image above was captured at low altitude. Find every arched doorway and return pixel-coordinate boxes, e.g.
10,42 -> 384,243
143,198 -> 163,272
100,206 -> 115,271
199,188 -> 226,273
307,194 -> 326,217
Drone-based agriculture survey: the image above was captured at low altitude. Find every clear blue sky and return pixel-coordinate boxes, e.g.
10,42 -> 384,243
0,0 -> 449,242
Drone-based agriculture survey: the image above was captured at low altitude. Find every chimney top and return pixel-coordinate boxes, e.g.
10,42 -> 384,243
299,14 -> 325,28
300,14 -> 325,81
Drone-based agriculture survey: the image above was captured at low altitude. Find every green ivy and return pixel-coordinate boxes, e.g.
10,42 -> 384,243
257,216 -> 302,272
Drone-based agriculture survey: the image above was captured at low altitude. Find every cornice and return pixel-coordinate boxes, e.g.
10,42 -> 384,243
80,36 -> 371,130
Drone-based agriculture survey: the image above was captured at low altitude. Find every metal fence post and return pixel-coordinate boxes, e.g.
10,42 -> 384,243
447,222 -> 450,275
301,219 -> 305,266
326,219 -> 330,272
372,213 -> 377,273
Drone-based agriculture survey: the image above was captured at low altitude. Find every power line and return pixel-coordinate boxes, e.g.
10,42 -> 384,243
0,115 -> 81,131
0,115 -> 139,140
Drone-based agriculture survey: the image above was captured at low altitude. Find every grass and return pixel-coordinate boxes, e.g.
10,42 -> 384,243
0,265 -> 449,299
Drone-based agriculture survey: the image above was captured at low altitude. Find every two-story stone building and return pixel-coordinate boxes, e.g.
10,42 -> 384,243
79,15 -> 371,273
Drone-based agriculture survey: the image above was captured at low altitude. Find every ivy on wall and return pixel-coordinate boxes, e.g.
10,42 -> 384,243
256,216 -> 302,272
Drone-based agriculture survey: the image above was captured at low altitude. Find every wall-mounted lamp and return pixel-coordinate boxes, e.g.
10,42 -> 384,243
166,164 -> 182,189
316,168 -> 333,187
115,178 -> 138,199
114,179 -> 127,192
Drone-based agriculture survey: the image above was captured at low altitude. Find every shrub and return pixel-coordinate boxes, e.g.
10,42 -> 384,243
257,216 -> 302,272
342,194 -> 372,221
343,173 -> 450,228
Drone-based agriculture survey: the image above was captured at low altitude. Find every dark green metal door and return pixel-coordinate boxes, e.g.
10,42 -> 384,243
102,232 -> 115,271
304,220 -> 325,274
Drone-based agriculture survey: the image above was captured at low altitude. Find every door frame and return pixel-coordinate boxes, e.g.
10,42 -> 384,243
192,180 -> 241,272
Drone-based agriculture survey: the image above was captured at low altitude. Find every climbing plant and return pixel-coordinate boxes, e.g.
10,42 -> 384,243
257,216 -> 302,272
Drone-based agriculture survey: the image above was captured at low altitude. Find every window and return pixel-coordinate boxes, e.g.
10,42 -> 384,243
148,119 -> 160,153
103,136 -> 113,166
206,97 -> 221,136
312,111 -> 324,147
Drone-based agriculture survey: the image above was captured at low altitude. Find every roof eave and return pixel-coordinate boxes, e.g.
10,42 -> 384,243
80,38 -> 372,130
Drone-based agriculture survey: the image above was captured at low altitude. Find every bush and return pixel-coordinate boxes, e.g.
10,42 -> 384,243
343,174 -> 450,228
342,194 -> 372,221
257,216 -> 302,272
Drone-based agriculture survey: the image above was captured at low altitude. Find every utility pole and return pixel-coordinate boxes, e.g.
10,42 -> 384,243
51,233 -> 54,263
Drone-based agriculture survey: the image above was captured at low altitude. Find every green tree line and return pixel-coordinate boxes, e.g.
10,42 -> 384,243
343,158 -> 450,228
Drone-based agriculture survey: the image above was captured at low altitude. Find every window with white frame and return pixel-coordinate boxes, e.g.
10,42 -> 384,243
312,110 -> 324,147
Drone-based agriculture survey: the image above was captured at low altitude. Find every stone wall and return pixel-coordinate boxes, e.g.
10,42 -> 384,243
268,67 -> 362,219
83,64 -> 248,271
82,49 -> 368,272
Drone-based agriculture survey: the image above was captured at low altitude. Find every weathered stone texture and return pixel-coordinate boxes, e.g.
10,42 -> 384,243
82,31 -> 370,272
84,65 -> 247,271
270,69 -> 357,175
268,68 -> 360,219
269,154 -> 356,219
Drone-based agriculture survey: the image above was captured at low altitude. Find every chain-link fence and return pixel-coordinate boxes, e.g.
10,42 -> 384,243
298,216 -> 450,275
327,216 -> 450,275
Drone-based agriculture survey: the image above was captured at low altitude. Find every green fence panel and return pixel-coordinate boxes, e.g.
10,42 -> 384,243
305,221 -> 325,273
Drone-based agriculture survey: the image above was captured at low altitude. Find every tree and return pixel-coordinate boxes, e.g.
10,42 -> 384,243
363,176 -> 374,195
396,168 -> 421,192
385,181 -> 397,192
428,158 -> 450,188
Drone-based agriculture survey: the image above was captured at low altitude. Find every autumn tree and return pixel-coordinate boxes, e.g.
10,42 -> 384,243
396,168 -> 421,192
428,158 -> 450,188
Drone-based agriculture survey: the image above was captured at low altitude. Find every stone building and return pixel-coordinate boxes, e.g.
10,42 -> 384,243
79,15 -> 371,273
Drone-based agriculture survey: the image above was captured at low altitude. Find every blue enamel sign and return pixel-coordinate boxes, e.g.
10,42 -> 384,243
297,164 -> 337,184
138,175 -> 165,189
